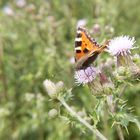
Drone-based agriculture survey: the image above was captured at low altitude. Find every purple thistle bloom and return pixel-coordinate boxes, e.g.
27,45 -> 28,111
108,36 -> 136,56
108,36 -> 136,67
74,66 -> 97,85
16,0 -> 26,8
77,19 -> 87,28
3,6 -> 14,16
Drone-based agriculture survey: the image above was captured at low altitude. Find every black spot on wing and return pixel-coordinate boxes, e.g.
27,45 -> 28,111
76,50 -> 81,53
75,41 -> 82,47
83,48 -> 89,53
77,33 -> 82,38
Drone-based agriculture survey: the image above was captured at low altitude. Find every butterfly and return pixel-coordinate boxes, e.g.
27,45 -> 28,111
75,27 -> 108,70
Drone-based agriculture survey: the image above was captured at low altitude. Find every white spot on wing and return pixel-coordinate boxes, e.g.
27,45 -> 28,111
75,38 -> 82,41
77,30 -> 82,34
75,47 -> 81,50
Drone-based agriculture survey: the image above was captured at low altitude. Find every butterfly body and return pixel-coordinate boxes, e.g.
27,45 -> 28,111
75,27 -> 107,70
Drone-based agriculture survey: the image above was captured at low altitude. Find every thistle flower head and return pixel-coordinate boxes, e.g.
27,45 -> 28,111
74,66 -> 97,85
3,6 -> 14,16
16,0 -> 26,8
92,23 -> 101,35
77,19 -> 87,28
108,36 -> 135,56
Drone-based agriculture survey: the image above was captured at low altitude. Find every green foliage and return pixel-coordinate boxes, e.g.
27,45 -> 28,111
0,0 -> 140,140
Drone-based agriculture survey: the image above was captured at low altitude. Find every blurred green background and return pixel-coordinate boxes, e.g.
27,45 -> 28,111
0,0 -> 140,140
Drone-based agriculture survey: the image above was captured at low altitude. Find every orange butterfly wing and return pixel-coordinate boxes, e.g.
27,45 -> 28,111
74,27 -> 107,69
75,27 -> 99,61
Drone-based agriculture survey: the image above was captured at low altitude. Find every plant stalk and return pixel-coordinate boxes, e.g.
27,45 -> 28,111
58,97 -> 108,140
106,95 -> 125,140
116,125 -> 125,140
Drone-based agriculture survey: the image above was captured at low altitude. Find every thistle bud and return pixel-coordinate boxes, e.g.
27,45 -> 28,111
105,25 -> 114,35
43,79 -> 57,99
92,24 -> 101,35
56,81 -> 64,93
48,109 -> 58,118
43,80 -> 64,99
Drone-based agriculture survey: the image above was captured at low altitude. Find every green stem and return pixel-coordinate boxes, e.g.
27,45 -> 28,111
106,95 -> 125,140
58,97 -> 108,140
0,39 -> 8,100
116,125 -> 125,140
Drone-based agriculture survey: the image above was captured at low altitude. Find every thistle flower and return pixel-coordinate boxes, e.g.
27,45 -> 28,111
92,23 -> 101,35
77,19 -> 87,28
108,36 -> 135,56
16,0 -> 26,8
3,6 -> 14,16
74,67 -> 112,95
108,36 -> 136,67
74,66 -> 97,85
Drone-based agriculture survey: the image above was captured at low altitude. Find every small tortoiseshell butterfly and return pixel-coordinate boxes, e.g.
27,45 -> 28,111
75,27 -> 107,70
